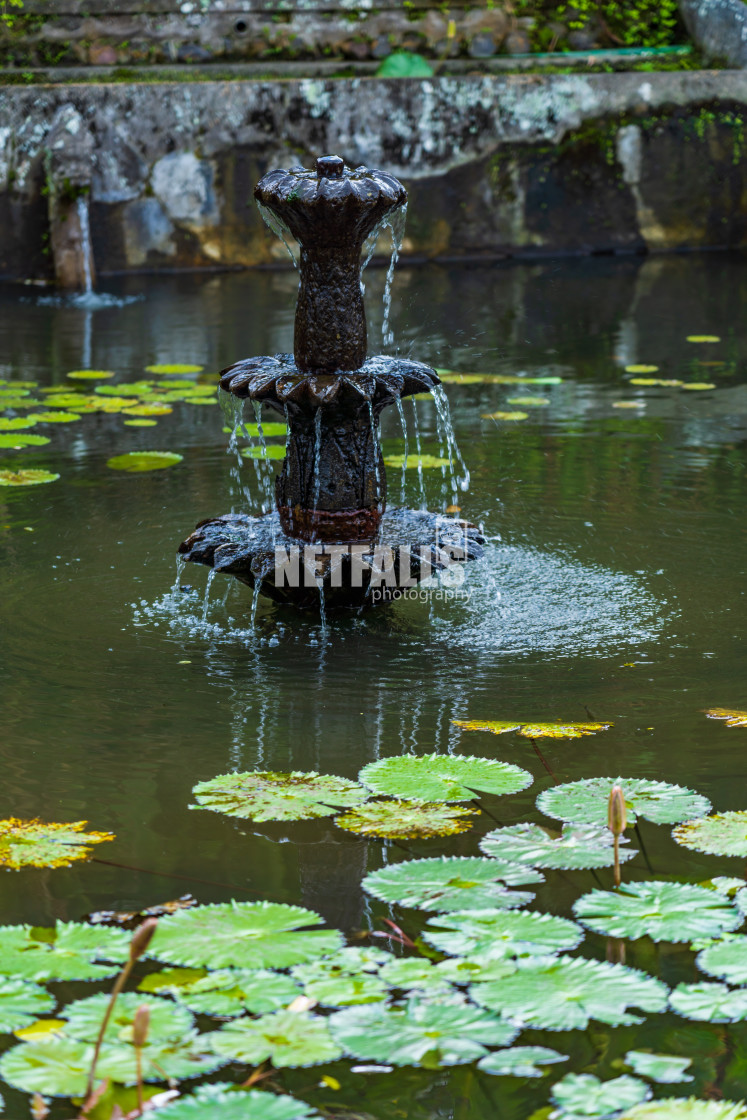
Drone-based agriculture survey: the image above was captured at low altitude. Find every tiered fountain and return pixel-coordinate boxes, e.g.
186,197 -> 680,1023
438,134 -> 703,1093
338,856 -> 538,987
179,155 -> 483,611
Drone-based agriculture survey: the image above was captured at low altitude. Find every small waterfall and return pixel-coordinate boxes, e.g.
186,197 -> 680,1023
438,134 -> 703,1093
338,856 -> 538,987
394,395 -> 409,504
202,569 -> 217,622
172,555 -> 186,596
257,200 -> 299,269
76,195 -> 94,297
367,401 -> 381,496
249,581 -> 262,627
432,384 -> 471,501
410,398 -> 426,510
381,205 -> 407,349
311,408 -> 323,513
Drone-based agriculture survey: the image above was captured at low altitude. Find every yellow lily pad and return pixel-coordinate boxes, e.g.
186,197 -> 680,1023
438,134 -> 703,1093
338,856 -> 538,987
66,370 -> 115,380
242,445 -> 287,460
481,411 -> 529,421
437,370 -> 562,385
33,411 -> 81,423
124,419 -> 158,428
0,818 -> 114,868
507,397 -> 550,407
686,336 -> 720,343
630,379 -> 683,387
704,708 -> 747,728
453,720 -> 613,740
383,454 -> 450,469
122,404 -> 173,417
624,365 -> 659,374
107,451 -> 183,472
0,469 -> 59,486
145,364 -> 203,375
681,383 -> 716,391
612,401 -> 645,409
14,1020 -> 67,1041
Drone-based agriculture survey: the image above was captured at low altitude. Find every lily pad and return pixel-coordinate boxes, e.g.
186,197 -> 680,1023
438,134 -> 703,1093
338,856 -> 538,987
383,454 -> 450,469
624,1051 -> 693,1084
453,719 -> 611,740
423,908 -> 583,961
0,416 -> 38,430
686,336 -> 720,343
33,412 -> 80,423
550,1073 -> 650,1118
471,957 -> 668,1030
507,397 -> 550,407
537,777 -> 711,827
362,856 -> 535,912
478,1045 -> 567,1078
697,936 -> 747,985
122,404 -> 173,417
573,882 -> 741,943
377,958 -> 455,995
622,1101 -> 747,1119
145,364 -> 203,375
630,378 -> 683,387
60,992 -> 193,1044
681,383 -> 716,391
107,451 -> 183,472
241,423 -> 288,438
481,411 -> 528,421
243,445 -> 286,460
0,817 -> 113,869
705,708 -> 747,728
437,370 -> 562,385
291,948 -> 389,1006
673,812 -> 747,857
0,922 -> 129,982
124,419 -> 158,427
358,753 -> 532,803
66,370 -> 114,380
0,434 -> 50,449
153,1085 -> 319,1120
141,967 -> 300,1018
0,977 -> 55,1033
0,469 -> 59,487
334,800 -> 478,839
613,401 -> 646,409
480,822 -> 637,870
207,1009 -> 342,1068
625,365 -> 660,374
190,770 -> 368,823
669,982 -> 747,1023
329,996 -> 518,1068
148,901 -> 342,970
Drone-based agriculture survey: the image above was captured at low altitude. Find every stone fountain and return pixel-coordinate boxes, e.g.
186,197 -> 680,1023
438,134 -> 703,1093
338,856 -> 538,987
179,155 -> 483,612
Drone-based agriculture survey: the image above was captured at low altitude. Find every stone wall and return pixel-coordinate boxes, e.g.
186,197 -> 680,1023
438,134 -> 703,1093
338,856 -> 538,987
1,71 -> 746,281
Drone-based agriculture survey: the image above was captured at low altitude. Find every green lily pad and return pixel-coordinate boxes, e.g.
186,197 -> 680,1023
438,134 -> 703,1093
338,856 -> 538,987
67,369 -> 115,380
573,882 -> 741,943
477,1045 -> 567,1078
624,1051 -> 693,1084
383,454 -> 450,469
0,817 -> 114,869
241,423 -> 288,438
436,371 -> 562,385
0,434 -> 50,448
669,982 -> 747,1023
124,419 -> 158,427
481,411 -> 528,421
148,901 -> 342,970
471,957 -> 668,1030
537,777 -> 711,827
480,822 -> 638,871
550,1073 -> 650,1117
622,1101 -> 747,1119
153,1085 -> 320,1120
60,992 -> 193,1044
673,812 -> 747,857
190,770 -> 368,823
358,753 -> 532,803
334,800 -> 478,839
686,336 -> 720,343
377,958 -> 455,995
122,404 -> 173,417
33,412 -> 80,423
0,416 -> 38,430
0,469 -> 59,486
329,996 -> 517,1068
423,909 -> 583,961
107,451 -> 183,472
362,856 -> 535,912
0,977 -> 55,1033
697,936 -> 747,985
291,948 -> 390,1007
207,1009 -> 342,1068
0,1036 -> 92,1096
142,968 -> 300,1018
506,397 -> 551,407
242,445 -> 286,460
145,364 -> 203,375
0,922 -> 129,982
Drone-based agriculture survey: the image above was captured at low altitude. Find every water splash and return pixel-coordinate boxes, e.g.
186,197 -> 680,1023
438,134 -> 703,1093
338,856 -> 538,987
202,569 -> 217,623
410,398 -> 426,510
432,384 -> 470,500
381,205 -> 407,348
257,201 -> 299,269
311,408 -> 322,513
394,395 -> 409,504
76,195 -> 94,297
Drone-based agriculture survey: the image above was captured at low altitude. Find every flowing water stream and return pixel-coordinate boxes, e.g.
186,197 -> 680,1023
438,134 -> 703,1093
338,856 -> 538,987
0,253 -> 746,1115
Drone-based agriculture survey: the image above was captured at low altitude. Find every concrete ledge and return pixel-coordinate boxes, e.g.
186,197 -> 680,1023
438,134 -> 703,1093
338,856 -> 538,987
1,72 -> 746,280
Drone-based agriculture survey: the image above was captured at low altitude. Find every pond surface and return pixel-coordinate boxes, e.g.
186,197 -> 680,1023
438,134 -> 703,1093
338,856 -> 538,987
0,252 -> 746,1116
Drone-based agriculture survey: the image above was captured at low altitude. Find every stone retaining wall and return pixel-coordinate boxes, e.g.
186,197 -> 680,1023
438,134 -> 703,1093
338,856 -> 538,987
1,71 -> 746,281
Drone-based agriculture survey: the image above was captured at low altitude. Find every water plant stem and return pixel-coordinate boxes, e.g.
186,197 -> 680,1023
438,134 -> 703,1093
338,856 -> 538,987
92,856 -> 252,894
634,821 -> 654,874
528,737 -> 557,779
470,798 -> 502,825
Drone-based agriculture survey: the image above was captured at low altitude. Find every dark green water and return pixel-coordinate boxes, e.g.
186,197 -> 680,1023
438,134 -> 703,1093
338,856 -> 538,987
0,253 -> 746,1116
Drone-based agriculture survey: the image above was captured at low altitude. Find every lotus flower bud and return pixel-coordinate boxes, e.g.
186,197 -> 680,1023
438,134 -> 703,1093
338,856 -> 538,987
608,784 -> 627,837
132,1004 -> 150,1049
129,917 -> 158,963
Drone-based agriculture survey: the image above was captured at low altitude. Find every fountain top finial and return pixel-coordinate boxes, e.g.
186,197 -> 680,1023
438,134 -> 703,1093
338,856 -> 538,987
316,155 -> 345,179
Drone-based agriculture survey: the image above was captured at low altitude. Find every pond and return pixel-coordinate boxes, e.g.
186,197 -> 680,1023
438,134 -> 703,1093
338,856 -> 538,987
0,251 -> 746,1118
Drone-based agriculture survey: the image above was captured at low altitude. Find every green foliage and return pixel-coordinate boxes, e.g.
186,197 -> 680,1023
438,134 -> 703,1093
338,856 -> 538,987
291,948 -> 390,1007
669,982 -> 747,1023
207,1009 -> 343,1068
375,51 -> 434,78
362,856 -> 535,912
477,1045 -> 567,1078
624,1051 -> 693,1084
59,992 -> 193,1044
673,812 -> 747,858
573,882 -> 742,943
471,957 -> 669,1030
0,976 -> 54,1033
622,1102 -> 747,1120
358,753 -> 533,803
154,1086 -> 320,1120
538,777 -> 711,827
480,822 -> 638,870
107,451 -> 183,472
697,937 -> 747,986
550,1073 -> 650,1117
329,996 -> 518,1068
0,922 -> 129,982
142,967 -> 301,1018
190,770 -> 368,823
148,901 -> 343,970
423,908 -> 583,960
